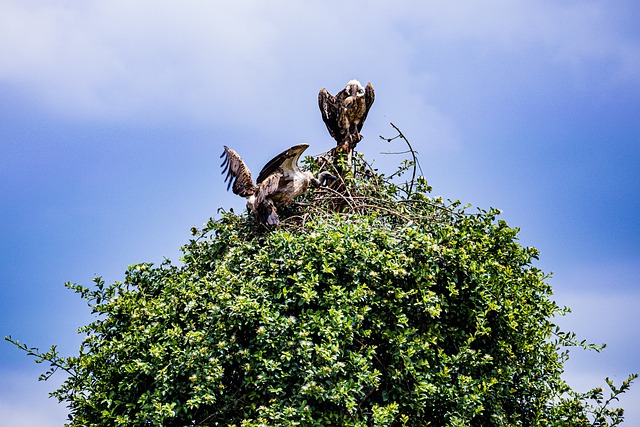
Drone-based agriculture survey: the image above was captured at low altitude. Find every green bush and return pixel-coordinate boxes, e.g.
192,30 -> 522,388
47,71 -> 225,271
7,146 -> 635,426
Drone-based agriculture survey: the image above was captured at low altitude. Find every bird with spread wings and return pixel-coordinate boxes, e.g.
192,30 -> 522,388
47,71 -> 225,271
318,79 -> 375,161
220,144 -> 335,226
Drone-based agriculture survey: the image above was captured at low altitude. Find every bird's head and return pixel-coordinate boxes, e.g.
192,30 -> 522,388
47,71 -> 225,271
310,170 -> 337,188
345,79 -> 365,98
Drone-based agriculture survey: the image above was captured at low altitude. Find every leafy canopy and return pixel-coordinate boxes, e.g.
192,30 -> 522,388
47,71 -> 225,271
6,129 -> 636,426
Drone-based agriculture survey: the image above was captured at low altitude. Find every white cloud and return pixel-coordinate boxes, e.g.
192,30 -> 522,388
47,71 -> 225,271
0,402 -> 65,427
556,291 -> 640,345
553,259 -> 640,361
0,370 -> 67,427
395,1 -> 640,62
0,1 -> 281,123
2,1 -> 636,138
552,260 -> 640,426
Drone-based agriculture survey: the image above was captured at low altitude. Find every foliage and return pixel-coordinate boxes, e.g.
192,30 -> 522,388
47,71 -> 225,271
5,127 -> 636,426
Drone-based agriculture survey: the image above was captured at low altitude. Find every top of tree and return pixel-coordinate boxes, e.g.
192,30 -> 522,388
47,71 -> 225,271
5,125 -> 636,426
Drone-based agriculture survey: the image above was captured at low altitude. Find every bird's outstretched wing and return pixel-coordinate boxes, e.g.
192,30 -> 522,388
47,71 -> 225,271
357,82 -> 375,133
256,144 -> 309,184
318,88 -> 342,142
220,146 -> 255,197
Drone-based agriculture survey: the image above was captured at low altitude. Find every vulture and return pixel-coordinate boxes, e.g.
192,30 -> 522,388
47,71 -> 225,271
318,79 -> 375,160
220,144 -> 335,226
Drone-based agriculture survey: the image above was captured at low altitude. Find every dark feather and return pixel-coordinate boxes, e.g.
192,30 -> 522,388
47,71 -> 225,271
255,173 -> 280,207
256,144 -> 309,184
256,199 -> 279,226
318,88 -> 343,142
357,82 -> 375,133
220,146 -> 255,197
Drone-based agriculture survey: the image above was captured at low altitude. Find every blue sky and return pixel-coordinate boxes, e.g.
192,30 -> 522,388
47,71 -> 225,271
1,1 -> 639,425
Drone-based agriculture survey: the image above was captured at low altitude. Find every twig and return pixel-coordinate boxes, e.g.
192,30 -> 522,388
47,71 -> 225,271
380,122 -> 424,195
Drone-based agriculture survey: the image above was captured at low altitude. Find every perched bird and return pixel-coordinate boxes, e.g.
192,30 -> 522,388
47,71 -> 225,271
318,79 -> 375,160
220,144 -> 335,226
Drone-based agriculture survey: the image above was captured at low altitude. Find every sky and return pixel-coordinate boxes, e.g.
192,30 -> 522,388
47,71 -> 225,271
1,0 -> 639,425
